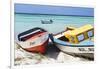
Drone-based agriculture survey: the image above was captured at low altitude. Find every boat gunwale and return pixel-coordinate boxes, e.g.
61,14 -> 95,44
18,27 -> 47,41
54,41 -> 94,47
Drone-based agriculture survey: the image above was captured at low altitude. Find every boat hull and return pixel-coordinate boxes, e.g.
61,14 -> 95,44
23,39 -> 49,54
55,43 -> 94,59
18,32 -> 49,54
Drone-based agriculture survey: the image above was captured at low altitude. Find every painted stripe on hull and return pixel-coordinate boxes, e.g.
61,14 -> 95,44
56,43 -> 94,53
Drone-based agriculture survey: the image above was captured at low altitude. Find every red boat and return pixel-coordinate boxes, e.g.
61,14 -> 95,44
18,27 -> 49,54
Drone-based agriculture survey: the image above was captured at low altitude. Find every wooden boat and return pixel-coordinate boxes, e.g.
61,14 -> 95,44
50,24 -> 94,59
18,27 -> 49,54
41,19 -> 53,24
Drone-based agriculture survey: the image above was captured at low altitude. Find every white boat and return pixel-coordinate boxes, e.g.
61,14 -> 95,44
18,27 -> 49,54
50,24 -> 94,59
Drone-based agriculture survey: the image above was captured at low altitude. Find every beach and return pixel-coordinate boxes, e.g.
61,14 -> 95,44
14,14 -> 94,65
14,42 -> 93,65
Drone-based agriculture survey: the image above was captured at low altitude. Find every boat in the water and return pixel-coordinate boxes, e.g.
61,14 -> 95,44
18,27 -> 49,54
41,19 -> 53,24
49,24 -> 94,59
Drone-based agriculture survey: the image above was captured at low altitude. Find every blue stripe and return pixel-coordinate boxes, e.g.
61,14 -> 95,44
15,3 -> 94,17
54,38 -> 94,47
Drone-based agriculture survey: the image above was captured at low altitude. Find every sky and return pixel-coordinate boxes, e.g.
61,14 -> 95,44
14,0 -> 95,8
15,3 -> 94,16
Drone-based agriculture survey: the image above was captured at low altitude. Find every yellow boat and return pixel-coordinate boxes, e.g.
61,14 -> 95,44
50,24 -> 94,59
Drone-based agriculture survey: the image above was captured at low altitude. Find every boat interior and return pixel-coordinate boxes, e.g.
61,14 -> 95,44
18,27 -> 47,41
58,36 -> 69,42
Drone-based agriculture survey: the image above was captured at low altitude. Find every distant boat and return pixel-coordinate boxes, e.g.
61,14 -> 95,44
50,24 -> 94,59
18,27 -> 49,54
41,19 -> 53,24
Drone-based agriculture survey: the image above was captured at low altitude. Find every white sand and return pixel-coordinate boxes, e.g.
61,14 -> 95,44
14,42 -> 92,65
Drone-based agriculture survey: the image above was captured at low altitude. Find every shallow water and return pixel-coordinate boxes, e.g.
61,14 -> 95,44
15,14 -> 94,41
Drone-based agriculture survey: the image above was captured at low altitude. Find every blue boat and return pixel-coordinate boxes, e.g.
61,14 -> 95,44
50,24 -> 94,59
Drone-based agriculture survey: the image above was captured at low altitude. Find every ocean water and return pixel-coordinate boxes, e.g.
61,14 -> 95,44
15,14 -> 94,41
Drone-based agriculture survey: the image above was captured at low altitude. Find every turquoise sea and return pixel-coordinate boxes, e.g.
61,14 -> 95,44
15,14 -> 94,41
